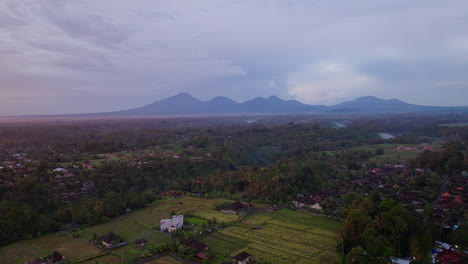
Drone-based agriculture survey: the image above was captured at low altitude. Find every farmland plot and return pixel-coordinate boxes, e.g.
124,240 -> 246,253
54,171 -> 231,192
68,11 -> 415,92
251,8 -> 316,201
202,208 -> 341,264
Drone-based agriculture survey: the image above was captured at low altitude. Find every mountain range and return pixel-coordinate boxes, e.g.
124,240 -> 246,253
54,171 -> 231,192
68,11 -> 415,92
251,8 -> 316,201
112,93 -> 324,115
100,93 -> 466,116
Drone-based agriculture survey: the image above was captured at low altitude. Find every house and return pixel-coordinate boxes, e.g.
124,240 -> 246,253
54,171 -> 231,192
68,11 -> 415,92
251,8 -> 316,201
53,168 -> 68,174
423,145 -> 433,151
99,232 -> 123,248
83,181 -> 94,188
183,240 -> 209,252
46,251 -> 65,264
190,157 -> 203,162
196,252 -> 207,260
54,175 -> 64,181
394,146 -> 419,151
62,173 -> 76,179
266,205 -> 279,211
232,251 -> 251,264
390,257 -> 410,264
415,168 -> 425,174
442,192 -> 452,198
55,173 -> 76,183
292,196 -> 316,209
160,215 -> 184,232
80,181 -> 95,195
82,161 -> 93,169
453,196 -> 463,203
311,203 -> 322,211
26,252 -> 65,264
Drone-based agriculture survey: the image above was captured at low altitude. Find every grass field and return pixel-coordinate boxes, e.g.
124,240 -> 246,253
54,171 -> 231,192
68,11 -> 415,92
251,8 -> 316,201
349,143 -> 441,162
0,233 -> 102,264
202,209 -> 342,264
185,217 -> 208,232
438,122 -> 468,127
0,197 -> 235,264
57,148 -> 156,166
150,255 -> 185,264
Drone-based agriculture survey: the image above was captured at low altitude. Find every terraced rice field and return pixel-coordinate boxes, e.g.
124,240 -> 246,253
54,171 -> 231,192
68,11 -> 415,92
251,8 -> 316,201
202,209 -> 341,264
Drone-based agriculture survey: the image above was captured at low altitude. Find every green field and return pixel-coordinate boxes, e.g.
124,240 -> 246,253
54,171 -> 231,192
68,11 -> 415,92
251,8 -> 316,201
350,143 -> 441,162
0,197 -> 236,264
438,122 -> 468,127
56,149 -> 156,167
151,255 -> 185,264
202,209 -> 342,264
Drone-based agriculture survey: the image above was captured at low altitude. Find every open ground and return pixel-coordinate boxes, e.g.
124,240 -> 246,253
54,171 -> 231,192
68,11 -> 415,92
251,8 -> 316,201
202,209 -> 341,264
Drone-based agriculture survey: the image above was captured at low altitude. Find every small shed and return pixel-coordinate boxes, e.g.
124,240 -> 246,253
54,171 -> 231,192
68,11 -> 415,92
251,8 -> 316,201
99,232 -> 122,247
232,251 -> 251,264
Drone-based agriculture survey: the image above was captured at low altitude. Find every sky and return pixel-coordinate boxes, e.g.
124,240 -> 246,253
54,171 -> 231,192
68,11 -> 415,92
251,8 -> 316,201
1,0 -> 468,115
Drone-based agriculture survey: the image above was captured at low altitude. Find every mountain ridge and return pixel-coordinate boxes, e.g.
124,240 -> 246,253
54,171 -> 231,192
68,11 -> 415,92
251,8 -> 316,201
6,93 -> 468,117
107,93 -> 466,116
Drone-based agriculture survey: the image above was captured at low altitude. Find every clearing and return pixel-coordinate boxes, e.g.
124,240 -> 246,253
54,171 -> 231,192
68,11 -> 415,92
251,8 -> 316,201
350,143 -> 442,162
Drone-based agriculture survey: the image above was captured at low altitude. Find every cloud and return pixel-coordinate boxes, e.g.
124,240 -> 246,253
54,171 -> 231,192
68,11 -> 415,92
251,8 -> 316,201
37,1 -> 129,49
288,62 -> 375,105
0,0 -> 467,114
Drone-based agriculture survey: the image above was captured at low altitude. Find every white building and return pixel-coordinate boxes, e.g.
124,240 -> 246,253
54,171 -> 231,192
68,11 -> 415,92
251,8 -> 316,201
160,215 -> 184,232
391,257 -> 411,264
53,167 -> 69,174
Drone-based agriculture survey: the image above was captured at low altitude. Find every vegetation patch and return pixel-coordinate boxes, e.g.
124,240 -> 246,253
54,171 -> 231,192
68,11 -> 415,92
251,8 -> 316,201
350,143 -> 442,162
438,122 -> 468,127
0,234 -> 101,264
152,255 -> 186,264
193,208 -> 240,222
184,217 -> 208,227
202,209 -> 341,264
201,232 -> 249,255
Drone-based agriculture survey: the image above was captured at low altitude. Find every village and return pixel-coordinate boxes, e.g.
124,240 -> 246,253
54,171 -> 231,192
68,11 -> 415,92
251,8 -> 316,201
293,162 -> 467,263
13,154 -> 467,264
0,118 -> 466,264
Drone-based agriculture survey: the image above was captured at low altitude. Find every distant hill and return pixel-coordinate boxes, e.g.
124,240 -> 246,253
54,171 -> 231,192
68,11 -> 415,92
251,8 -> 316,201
20,93 -> 468,117
111,93 -> 325,115
116,93 -> 205,115
106,93 -> 466,116
327,96 -> 468,113
327,96 -> 421,112
240,96 -> 325,113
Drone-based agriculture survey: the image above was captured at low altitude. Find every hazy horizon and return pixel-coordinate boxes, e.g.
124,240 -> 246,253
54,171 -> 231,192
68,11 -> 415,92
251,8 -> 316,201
1,0 -> 468,115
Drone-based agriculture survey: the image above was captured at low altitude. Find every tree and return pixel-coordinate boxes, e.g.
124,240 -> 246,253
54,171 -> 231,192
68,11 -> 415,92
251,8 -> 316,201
344,209 -> 371,247
375,148 -> 384,156
345,246 -> 370,264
